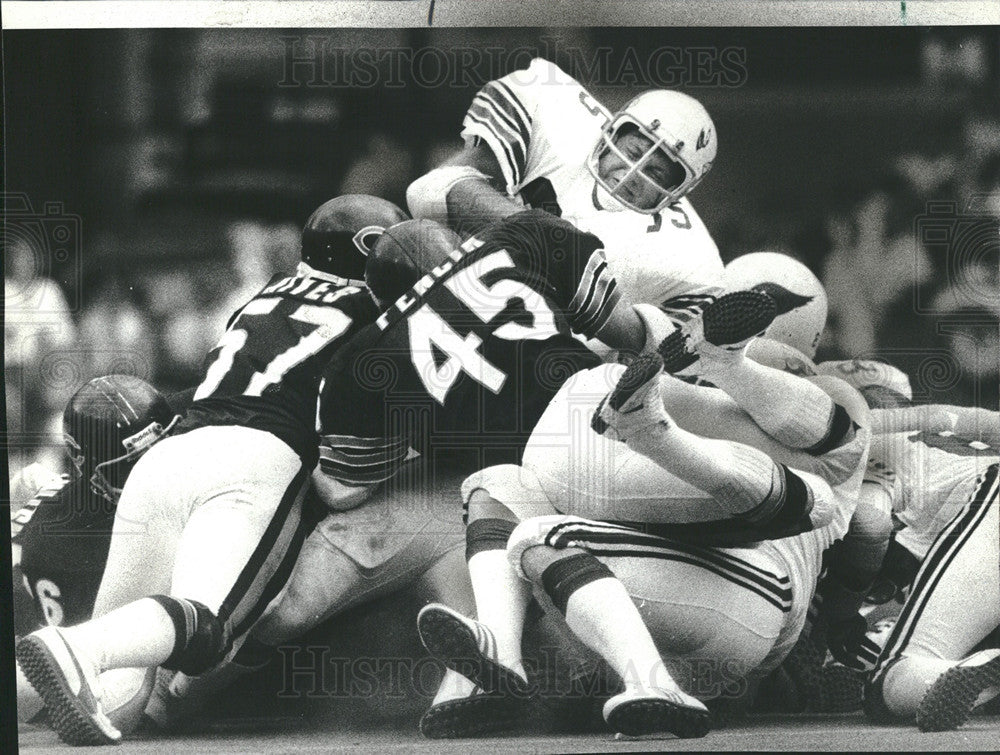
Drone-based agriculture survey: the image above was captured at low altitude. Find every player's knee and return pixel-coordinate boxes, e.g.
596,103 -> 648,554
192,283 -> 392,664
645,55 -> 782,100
739,464 -> 819,539
538,552 -> 615,615
465,516 -> 517,560
805,402 -> 856,456
462,464 -> 553,523
150,595 -> 226,676
506,514 -> 580,579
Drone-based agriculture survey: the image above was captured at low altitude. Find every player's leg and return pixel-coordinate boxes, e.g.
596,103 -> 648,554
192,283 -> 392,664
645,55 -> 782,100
430,465 -> 561,688
149,479 -> 469,730
865,464 -> 1000,730
17,427 -> 309,745
514,520 -> 790,739
505,517 -> 796,737
596,354 -> 824,537
671,292 -> 844,451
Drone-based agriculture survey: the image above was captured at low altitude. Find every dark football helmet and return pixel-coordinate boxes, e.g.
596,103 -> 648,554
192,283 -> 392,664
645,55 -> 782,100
364,219 -> 461,309
63,375 -> 179,501
300,194 -> 410,284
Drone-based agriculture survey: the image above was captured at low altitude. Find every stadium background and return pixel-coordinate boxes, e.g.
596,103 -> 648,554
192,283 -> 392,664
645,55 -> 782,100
5,26 -> 1000,740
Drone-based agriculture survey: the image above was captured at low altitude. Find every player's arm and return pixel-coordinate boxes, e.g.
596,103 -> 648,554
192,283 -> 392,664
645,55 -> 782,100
527,211 -> 675,357
408,60 -> 548,235
314,343 -> 412,509
872,404 -> 1000,447
817,463 -> 896,671
408,138 -> 526,239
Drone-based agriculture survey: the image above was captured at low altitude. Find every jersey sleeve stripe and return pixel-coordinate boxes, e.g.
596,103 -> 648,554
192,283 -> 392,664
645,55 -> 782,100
463,111 -> 523,190
467,100 -> 527,182
568,252 -> 621,338
472,91 -> 528,154
319,445 -> 406,467
575,278 -> 620,338
477,83 -> 530,150
318,458 -> 400,486
568,249 -> 608,314
320,433 -> 404,450
493,80 -> 533,131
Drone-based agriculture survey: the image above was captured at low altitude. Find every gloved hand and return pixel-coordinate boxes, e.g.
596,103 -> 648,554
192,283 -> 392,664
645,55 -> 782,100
826,612 -> 882,672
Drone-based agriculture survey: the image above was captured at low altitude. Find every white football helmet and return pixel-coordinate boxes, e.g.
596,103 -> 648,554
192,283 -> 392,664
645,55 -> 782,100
724,252 -> 828,359
586,90 -> 717,214
815,359 -> 914,402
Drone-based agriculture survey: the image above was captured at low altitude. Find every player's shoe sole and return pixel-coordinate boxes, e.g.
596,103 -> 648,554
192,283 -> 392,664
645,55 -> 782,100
16,630 -> 122,746
700,290 -> 777,348
916,649 -> 1000,732
419,692 -> 530,738
417,604 -> 531,698
658,290 -> 778,373
603,689 -> 711,739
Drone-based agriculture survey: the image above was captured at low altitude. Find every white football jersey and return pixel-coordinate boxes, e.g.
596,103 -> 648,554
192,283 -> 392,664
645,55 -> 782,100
871,426 -> 997,559
461,57 -> 724,318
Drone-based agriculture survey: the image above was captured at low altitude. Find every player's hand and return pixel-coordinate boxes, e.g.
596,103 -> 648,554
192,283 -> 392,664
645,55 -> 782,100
826,613 -> 881,672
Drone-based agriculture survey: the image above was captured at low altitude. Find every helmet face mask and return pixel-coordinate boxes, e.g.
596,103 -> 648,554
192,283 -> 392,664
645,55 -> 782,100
586,90 -> 716,215
588,117 -> 695,213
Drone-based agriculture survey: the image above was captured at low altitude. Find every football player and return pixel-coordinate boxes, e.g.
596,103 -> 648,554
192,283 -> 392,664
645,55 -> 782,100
857,398 -> 999,732
145,217 -> 478,734
415,254 -> 879,738
407,57 -> 724,329
15,194 -> 408,746
307,207 -> 739,734
12,375 -> 185,724
784,355 -> 1000,731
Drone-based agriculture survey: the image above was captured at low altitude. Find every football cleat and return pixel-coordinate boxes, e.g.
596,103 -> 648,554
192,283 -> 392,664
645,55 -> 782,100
16,627 -> 122,745
419,687 -> 530,739
603,686 -> 711,739
677,289 -> 778,365
591,354 -> 668,442
417,604 -> 531,698
916,648 -> 1000,732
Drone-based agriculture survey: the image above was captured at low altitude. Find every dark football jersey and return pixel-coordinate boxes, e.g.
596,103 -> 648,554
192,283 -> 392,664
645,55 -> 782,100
13,474 -> 112,634
177,274 -> 378,465
317,210 -> 612,486
11,388 -> 193,636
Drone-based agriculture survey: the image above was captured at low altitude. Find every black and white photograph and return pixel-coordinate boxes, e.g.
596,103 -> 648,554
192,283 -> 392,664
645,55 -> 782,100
4,8 -> 1000,752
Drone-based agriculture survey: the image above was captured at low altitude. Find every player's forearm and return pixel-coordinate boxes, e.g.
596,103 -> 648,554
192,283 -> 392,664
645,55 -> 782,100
871,405 -> 999,445
445,179 -> 525,236
832,482 -> 893,594
406,141 -> 523,236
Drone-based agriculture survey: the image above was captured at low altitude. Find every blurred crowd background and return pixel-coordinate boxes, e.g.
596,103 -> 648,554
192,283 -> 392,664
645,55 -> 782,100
5,27 -> 1000,479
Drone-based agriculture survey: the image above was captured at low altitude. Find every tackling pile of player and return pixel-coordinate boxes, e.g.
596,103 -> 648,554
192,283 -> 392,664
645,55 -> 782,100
12,57 -> 999,745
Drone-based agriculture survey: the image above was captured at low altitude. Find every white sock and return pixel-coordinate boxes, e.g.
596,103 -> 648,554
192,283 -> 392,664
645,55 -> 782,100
701,353 -> 836,449
62,597 -> 177,673
883,656 -> 956,718
431,669 -> 479,705
626,421 -> 784,517
467,549 -> 531,682
564,577 -> 680,694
